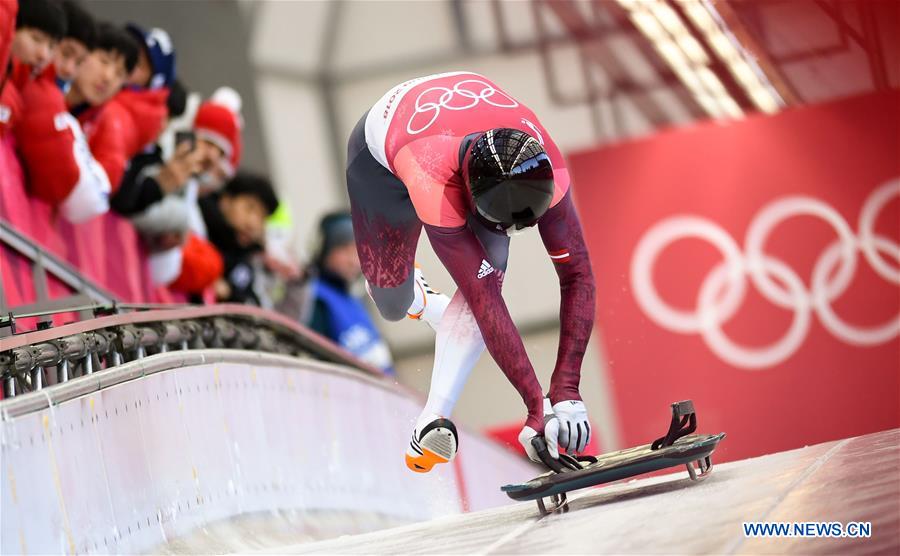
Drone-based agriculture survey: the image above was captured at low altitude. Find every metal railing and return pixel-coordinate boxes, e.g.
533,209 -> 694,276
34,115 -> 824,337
0,220 -> 118,331
0,303 -> 381,400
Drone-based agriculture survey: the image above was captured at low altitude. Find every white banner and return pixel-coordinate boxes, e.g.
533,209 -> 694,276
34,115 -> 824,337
0,352 -> 534,554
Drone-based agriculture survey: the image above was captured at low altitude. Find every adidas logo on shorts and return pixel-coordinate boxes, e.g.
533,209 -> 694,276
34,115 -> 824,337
477,259 -> 495,279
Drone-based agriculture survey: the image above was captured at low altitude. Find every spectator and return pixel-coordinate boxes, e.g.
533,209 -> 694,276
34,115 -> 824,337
257,202 -> 303,309
118,129 -> 225,294
65,22 -> 139,189
11,0 -> 64,72
53,0 -> 96,89
200,172 -> 278,304
0,0 -> 16,79
2,0 -> 66,137
116,23 -> 172,155
194,86 -> 243,191
0,6 -> 285,311
112,88 -> 239,218
116,88 -> 243,296
278,211 -> 395,374
15,0 -> 110,223
125,23 -> 174,90
112,129 -> 216,219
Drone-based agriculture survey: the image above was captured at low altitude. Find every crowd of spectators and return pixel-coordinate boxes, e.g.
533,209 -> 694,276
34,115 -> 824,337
1,0 -> 285,306
1,0 -> 394,371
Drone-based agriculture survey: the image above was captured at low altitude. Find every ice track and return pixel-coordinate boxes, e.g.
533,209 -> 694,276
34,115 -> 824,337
267,429 -> 898,555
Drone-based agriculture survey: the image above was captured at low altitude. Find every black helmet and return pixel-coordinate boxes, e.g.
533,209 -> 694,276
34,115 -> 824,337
464,128 -> 555,230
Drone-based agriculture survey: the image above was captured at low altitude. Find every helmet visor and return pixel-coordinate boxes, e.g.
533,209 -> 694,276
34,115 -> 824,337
466,128 -> 556,227
473,169 -> 554,225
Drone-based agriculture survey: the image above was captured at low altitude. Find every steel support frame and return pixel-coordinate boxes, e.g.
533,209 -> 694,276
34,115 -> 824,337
589,0 -> 709,123
814,0 -> 890,91
704,0 -> 802,106
527,0 -> 697,142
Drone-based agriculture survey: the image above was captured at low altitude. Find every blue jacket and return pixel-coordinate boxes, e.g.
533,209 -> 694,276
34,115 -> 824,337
310,273 -> 395,375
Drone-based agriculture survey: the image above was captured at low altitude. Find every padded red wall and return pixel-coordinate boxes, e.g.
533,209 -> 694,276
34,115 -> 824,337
570,91 -> 899,462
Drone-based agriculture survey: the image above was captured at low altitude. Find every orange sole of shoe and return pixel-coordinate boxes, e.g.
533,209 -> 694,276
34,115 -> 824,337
405,448 -> 449,473
406,279 -> 427,320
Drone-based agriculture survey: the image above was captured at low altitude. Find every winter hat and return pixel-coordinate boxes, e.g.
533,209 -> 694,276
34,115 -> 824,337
315,211 -> 354,265
16,0 -> 67,40
125,23 -> 175,90
213,87 -> 243,174
193,86 -> 243,177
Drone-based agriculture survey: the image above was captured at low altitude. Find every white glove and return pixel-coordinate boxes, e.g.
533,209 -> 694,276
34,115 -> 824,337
552,399 -> 591,454
518,398 -> 560,463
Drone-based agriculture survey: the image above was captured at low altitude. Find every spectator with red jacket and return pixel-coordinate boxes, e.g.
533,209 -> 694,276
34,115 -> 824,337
53,0 -> 95,90
0,0 -> 19,138
64,22 -> 139,190
15,0 -> 111,223
2,0 -> 65,137
10,0 -> 63,73
114,23 -> 173,157
0,1 -> 17,85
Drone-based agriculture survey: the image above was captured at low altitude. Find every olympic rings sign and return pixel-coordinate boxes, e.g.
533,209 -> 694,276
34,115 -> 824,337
630,179 -> 900,370
407,79 -> 518,135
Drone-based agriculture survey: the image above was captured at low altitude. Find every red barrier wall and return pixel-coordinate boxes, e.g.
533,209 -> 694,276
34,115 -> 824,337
571,90 -> 900,462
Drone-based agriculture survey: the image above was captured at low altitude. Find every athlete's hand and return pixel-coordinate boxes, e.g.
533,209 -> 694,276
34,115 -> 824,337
552,399 -> 591,454
518,398 -> 560,462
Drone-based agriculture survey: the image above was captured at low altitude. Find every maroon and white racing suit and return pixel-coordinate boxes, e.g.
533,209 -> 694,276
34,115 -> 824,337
346,72 -> 596,432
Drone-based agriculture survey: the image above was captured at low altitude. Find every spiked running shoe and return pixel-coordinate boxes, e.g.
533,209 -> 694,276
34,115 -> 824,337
407,265 -> 450,330
405,417 -> 459,473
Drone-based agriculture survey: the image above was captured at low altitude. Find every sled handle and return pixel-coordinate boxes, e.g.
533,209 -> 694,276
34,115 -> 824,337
652,399 -> 698,450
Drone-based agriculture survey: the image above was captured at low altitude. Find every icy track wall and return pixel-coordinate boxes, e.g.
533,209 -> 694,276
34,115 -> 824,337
0,350 -> 536,554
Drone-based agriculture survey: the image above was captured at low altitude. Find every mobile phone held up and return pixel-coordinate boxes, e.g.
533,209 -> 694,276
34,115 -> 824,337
175,130 -> 196,152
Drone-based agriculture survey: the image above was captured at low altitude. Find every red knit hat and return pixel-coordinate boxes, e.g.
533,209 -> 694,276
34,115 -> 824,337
193,87 -> 242,176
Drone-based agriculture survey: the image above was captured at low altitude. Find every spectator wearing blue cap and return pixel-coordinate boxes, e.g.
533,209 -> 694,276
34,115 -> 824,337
105,23 -> 174,160
125,23 -> 175,90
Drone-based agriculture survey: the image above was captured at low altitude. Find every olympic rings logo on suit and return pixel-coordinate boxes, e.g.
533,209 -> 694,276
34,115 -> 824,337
407,79 -> 519,135
630,179 -> 900,370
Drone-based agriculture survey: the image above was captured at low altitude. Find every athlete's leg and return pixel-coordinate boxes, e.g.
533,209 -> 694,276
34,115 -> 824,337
407,205 -> 513,471
420,219 -> 510,419
368,275 -> 416,322
346,112 -> 421,321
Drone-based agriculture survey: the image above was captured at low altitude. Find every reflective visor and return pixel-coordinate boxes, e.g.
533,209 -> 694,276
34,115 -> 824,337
466,129 -> 555,227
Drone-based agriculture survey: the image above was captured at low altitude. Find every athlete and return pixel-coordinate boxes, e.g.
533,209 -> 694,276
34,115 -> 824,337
346,72 -> 596,472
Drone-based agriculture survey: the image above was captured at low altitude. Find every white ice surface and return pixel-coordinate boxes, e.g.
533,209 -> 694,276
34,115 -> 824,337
260,429 -> 899,555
